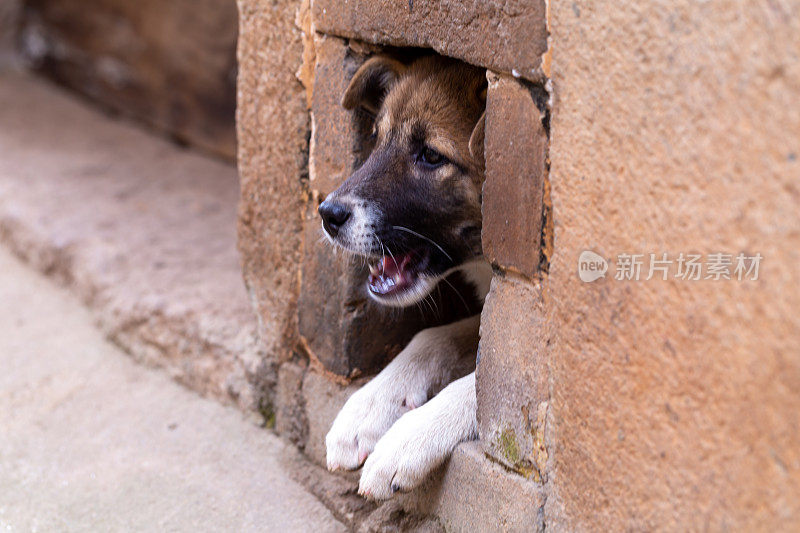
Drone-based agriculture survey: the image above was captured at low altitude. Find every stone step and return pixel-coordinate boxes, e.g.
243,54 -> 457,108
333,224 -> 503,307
0,71 -> 265,412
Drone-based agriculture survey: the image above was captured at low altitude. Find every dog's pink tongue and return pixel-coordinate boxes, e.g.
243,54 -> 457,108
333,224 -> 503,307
380,255 -> 404,277
369,253 -> 413,295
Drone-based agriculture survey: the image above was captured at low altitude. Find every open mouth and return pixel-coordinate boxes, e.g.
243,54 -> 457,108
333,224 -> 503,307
367,249 -> 430,298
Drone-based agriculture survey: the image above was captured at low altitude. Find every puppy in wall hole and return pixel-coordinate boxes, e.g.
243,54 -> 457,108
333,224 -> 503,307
320,53 -> 490,500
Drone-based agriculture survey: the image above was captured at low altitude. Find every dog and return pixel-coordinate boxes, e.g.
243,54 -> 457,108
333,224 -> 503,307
319,54 -> 490,500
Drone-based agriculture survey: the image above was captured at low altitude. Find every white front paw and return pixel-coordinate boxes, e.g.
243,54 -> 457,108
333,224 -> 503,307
358,373 -> 477,500
325,378 -> 427,472
357,405 -> 440,500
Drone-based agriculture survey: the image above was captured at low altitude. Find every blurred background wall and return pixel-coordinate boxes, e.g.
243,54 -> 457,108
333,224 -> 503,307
14,0 -> 238,160
0,0 -> 22,67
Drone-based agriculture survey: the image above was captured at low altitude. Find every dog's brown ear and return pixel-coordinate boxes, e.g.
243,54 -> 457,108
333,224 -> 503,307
476,80 -> 487,104
468,73 -> 488,164
469,111 -> 486,164
342,56 -> 405,114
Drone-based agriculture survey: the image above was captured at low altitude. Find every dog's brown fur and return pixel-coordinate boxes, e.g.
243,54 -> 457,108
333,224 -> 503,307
325,55 -> 488,304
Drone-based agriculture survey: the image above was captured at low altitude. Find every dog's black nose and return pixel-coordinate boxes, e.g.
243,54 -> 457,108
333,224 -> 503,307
318,200 -> 351,237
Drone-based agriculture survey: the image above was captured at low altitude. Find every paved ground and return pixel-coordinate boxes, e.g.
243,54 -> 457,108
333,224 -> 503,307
0,247 -> 345,532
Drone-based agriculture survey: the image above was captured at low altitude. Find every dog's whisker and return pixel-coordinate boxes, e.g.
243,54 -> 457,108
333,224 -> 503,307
440,275 -> 471,314
419,287 -> 437,317
378,237 -> 399,270
414,302 -> 425,320
414,300 -> 427,320
378,240 -> 387,275
425,285 -> 442,319
426,285 -> 439,317
430,286 -> 442,318
391,226 -> 453,262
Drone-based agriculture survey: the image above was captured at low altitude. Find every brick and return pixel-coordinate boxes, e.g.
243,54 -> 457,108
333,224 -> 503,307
312,0 -> 548,81
309,34 -> 363,196
402,441 -> 544,532
237,0 -> 308,367
482,73 -> 547,278
301,370 -> 361,467
476,276 -> 550,480
276,362 -> 308,448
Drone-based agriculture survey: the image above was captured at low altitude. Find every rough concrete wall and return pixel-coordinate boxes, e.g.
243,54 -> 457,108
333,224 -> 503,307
543,1 -> 800,530
236,0 -> 309,402
18,0 -> 237,159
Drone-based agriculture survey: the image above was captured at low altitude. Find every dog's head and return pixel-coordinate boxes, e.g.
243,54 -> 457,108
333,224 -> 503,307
319,55 -> 488,307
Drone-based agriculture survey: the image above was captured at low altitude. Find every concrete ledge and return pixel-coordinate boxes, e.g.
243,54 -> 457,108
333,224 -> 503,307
0,72 -> 266,411
300,369 -> 544,531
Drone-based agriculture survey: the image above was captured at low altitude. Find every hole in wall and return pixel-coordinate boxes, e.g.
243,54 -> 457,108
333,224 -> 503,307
346,45 -> 487,317
306,37 -> 552,380
311,43 -> 489,377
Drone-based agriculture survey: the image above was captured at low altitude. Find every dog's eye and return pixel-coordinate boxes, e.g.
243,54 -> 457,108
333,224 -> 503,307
418,147 -> 446,168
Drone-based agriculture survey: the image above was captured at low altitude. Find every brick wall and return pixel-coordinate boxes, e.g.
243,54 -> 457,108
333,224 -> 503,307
237,0 -> 800,530
238,0 -> 552,528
